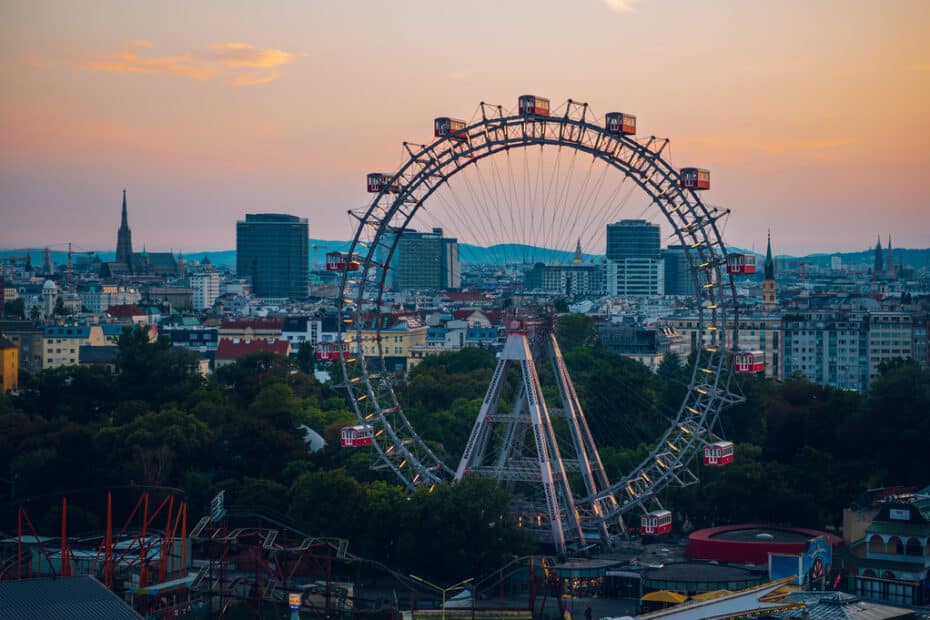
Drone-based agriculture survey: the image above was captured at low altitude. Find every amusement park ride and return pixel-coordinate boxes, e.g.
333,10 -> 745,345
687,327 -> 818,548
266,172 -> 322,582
325,94 -> 764,554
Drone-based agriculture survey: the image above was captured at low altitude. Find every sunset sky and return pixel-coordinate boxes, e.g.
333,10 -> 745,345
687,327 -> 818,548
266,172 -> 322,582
1,0 -> 928,255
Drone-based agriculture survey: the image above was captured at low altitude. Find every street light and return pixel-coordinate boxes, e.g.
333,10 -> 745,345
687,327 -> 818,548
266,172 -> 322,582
409,574 -> 474,620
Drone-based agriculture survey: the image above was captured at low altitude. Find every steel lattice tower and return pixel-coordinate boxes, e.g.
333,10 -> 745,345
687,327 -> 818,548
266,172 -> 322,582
454,320 -> 617,553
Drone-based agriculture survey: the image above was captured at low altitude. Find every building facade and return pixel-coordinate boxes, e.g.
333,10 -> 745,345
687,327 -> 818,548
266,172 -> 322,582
606,258 -> 663,297
0,336 -> 18,392
348,313 -> 428,373
657,315 -> 782,379
782,310 -> 869,391
0,320 -> 44,371
387,228 -> 460,291
236,213 -> 309,299
42,325 -> 106,369
80,285 -> 141,314
523,262 -> 605,296
190,272 -> 221,311
867,311 -> 913,383
849,502 -> 930,607
605,220 -> 663,297
663,245 -> 695,296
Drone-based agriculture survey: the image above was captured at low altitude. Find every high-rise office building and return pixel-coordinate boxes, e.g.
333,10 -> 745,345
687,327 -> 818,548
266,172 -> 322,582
236,214 -> 308,299
605,219 -> 662,297
606,219 -> 660,261
387,228 -> 460,291
663,245 -> 695,296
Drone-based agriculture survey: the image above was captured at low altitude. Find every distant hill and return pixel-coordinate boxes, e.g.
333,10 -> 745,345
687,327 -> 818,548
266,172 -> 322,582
3,242 -> 929,271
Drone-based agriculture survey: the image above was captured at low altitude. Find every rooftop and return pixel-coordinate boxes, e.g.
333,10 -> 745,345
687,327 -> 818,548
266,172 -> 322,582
640,561 -> 765,583
0,575 -> 143,620
215,338 -> 289,359
105,304 -> 144,317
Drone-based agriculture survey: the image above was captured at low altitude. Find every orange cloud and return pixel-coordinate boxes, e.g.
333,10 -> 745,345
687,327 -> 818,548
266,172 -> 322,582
602,0 -> 637,13
78,41 -> 296,86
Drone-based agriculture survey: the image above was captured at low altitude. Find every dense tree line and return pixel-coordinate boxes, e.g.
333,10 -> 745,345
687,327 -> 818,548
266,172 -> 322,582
0,317 -> 928,580
0,326 -> 531,581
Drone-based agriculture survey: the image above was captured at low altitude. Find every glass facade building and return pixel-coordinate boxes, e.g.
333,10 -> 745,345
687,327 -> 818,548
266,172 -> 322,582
383,228 -> 460,291
605,220 -> 662,297
606,219 -> 660,260
236,213 -> 308,299
663,245 -> 695,296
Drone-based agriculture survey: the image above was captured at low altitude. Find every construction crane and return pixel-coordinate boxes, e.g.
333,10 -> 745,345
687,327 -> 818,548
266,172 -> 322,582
46,243 -> 97,284
1,255 -> 31,281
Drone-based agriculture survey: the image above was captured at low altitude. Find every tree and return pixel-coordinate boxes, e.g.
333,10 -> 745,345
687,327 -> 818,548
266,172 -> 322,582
116,325 -> 201,407
555,313 -> 598,350
863,362 -> 930,485
296,341 -> 315,374
288,469 -> 366,539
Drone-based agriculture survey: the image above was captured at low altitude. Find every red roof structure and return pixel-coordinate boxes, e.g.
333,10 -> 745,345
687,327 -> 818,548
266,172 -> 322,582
687,524 -> 842,564
443,291 -> 490,303
104,304 -> 144,318
215,338 -> 290,361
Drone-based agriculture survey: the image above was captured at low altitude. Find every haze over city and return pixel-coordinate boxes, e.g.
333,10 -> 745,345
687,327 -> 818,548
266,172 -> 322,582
2,0 -> 929,255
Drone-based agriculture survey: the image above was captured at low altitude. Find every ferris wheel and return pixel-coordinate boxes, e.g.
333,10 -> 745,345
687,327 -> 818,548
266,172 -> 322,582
334,95 -> 746,554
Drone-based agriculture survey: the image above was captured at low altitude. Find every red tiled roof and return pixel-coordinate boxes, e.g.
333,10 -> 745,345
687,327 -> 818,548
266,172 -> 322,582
220,318 -> 284,330
215,338 -> 290,360
444,291 -> 489,302
105,304 -> 143,317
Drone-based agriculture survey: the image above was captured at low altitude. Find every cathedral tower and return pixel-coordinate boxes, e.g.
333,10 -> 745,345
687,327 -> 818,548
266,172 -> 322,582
116,189 -> 133,268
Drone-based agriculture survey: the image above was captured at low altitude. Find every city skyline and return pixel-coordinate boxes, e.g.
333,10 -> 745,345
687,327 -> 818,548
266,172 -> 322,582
2,1 -> 929,255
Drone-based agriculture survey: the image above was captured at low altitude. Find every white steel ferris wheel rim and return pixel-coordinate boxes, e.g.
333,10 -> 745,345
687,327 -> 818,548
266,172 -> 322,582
337,99 -> 742,523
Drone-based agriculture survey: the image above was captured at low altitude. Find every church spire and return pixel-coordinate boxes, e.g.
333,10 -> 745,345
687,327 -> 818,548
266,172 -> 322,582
121,189 -> 128,228
573,238 -> 583,264
116,189 -> 133,266
763,230 -> 775,281
761,230 -> 777,311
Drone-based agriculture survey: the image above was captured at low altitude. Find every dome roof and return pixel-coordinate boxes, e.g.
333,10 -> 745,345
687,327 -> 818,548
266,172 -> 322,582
42,279 -> 57,291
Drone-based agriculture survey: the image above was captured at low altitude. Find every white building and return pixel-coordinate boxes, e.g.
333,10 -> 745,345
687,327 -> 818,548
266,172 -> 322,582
867,311 -> 913,384
190,272 -> 221,311
80,285 -> 141,314
606,258 -> 663,297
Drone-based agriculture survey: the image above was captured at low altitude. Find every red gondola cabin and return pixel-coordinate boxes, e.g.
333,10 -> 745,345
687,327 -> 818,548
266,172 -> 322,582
703,441 -> 734,466
518,95 -> 550,117
734,351 -> 765,374
726,253 -> 757,274
680,167 -> 710,190
340,425 -> 373,448
640,510 -> 673,536
434,117 -> 468,141
325,252 -> 360,272
316,342 -> 350,361
367,173 -> 400,193
605,112 -> 637,135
